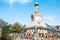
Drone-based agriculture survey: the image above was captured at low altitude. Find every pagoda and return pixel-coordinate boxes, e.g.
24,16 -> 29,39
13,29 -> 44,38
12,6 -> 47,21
25,2 -> 50,34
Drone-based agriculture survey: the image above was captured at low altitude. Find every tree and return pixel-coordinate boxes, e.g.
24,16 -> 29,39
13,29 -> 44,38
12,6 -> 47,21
0,19 -> 7,28
2,24 -> 11,38
0,19 -> 12,39
11,22 -> 24,33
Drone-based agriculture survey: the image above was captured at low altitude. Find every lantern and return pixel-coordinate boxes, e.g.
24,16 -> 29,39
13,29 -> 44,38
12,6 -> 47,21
48,33 -> 54,38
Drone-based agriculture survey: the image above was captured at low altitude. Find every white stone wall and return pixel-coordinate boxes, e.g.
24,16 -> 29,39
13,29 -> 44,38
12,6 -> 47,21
38,29 -> 47,34
26,29 -> 32,33
58,32 -> 60,36
26,29 -> 48,34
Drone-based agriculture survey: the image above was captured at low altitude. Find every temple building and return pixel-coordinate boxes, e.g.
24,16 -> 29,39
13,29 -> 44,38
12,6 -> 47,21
0,2 -> 60,40
24,2 -> 59,40
25,2 -> 56,35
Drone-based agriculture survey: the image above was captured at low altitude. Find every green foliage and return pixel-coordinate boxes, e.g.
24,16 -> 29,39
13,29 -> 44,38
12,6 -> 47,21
11,22 -> 25,33
2,24 -> 11,38
0,19 -> 7,27
1,19 -> 25,38
0,19 -> 11,38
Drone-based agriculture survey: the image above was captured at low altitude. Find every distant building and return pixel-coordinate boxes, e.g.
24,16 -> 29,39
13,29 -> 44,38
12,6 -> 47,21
55,25 -> 60,39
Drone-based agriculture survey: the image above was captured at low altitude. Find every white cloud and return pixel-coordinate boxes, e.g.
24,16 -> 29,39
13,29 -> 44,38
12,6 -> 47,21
19,0 -> 33,4
1,0 -> 33,5
43,15 -> 56,22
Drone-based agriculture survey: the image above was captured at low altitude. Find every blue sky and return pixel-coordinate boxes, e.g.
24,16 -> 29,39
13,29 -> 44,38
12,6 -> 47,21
0,0 -> 60,25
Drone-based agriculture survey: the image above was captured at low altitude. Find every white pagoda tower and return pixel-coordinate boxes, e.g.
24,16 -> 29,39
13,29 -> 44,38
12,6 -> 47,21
25,2 -> 57,35
26,2 -> 47,28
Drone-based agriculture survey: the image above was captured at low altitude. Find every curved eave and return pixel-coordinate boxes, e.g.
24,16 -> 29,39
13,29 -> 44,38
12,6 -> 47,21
57,29 -> 60,32
25,26 -> 50,30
